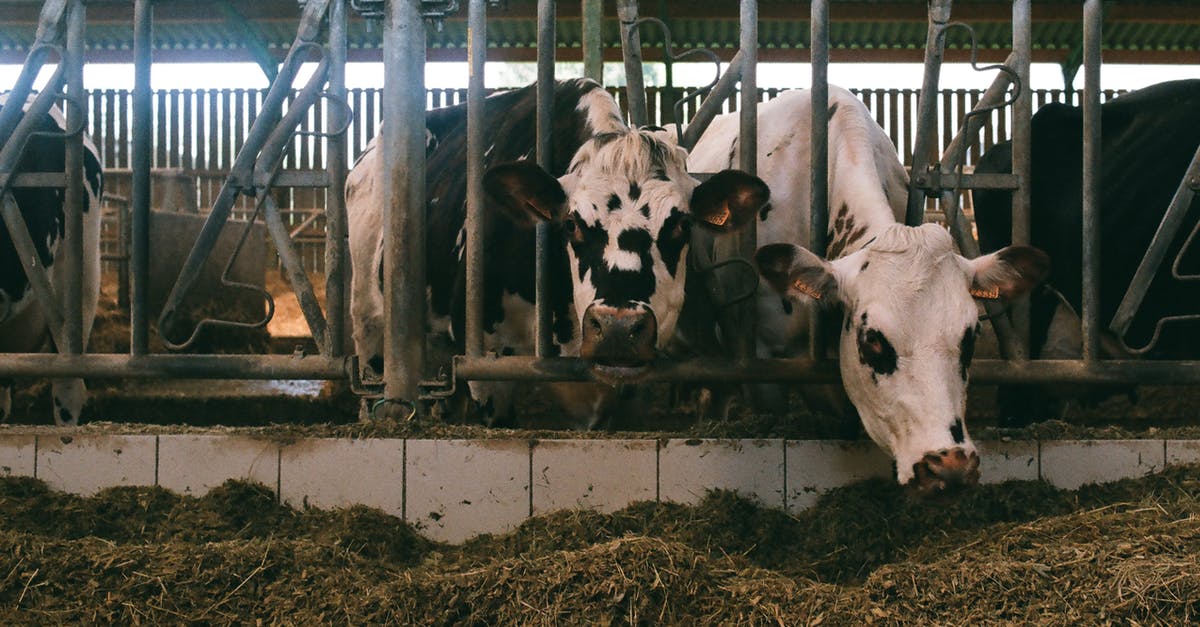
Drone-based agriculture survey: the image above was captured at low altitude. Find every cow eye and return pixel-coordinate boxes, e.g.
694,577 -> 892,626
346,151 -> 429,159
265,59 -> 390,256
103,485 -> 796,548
674,215 -> 692,239
563,214 -> 585,242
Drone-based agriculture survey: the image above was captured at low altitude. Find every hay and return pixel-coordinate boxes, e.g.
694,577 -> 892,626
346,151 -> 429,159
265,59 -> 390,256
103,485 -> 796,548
4,467 -> 1200,623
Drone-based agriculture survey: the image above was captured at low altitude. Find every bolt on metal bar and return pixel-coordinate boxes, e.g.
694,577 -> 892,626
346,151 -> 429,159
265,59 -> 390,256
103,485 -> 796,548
809,0 -> 829,361
131,0 -> 152,355
61,0 -> 84,358
680,49 -> 742,151
617,0 -> 648,127
535,0 -> 555,357
465,0 -> 487,357
382,0 -> 428,404
325,0 -> 349,357
905,0 -> 952,227
1010,0 -> 1033,356
582,0 -> 603,82
1082,0 -> 1102,362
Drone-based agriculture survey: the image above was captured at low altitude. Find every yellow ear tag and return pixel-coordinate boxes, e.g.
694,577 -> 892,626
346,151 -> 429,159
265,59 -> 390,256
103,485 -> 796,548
792,279 -> 822,300
969,286 -> 1001,299
704,206 -> 731,227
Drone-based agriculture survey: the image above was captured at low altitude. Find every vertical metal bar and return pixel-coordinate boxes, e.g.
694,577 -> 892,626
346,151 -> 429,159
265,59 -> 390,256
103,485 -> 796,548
1081,0 -> 1102,362
582,0 -> 603,83
733,0 -> 758,363
325,0 -> 348,356
382,0 -> 427,403
535,0 -> 555,357
62,0 -> 84,357
131,0 -> 152,355
809,0 -> 829,361
905,0 -> 952,226
466,0 -> 487,357
1011,0 -> 1033,357
616,0 -> 648,127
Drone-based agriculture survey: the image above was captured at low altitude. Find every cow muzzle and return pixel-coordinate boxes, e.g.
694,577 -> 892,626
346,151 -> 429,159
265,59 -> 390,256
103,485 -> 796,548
909,447 -> 980,496
580,303 -> 657,384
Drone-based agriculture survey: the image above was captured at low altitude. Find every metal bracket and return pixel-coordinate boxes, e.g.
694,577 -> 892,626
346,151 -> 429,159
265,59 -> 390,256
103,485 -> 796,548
349,0 -> 462,29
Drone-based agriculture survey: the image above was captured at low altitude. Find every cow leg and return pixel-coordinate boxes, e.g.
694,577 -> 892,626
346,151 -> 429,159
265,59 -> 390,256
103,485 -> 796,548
0,380 -> 11,423
51,378 -> 87,426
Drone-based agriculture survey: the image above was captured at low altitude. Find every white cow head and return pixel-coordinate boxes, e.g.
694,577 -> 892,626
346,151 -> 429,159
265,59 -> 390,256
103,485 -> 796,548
757,223 -> 1049,493
484,128 -> 769,383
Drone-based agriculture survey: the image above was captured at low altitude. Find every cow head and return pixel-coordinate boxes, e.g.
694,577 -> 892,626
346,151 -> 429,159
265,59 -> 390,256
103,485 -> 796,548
757,223 -> 1049,493
484,128 -> 768,383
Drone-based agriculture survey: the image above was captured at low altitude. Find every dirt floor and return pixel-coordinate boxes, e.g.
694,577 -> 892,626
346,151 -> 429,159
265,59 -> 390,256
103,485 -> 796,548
3,465 -> 1200,624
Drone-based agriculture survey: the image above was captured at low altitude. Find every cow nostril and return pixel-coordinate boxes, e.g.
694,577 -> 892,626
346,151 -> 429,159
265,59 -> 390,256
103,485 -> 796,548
588,316 -> 603,336
630,319 -> 645,338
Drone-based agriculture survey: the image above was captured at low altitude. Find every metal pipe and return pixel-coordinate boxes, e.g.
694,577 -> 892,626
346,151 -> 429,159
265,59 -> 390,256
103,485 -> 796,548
616,0 -> 648,127
325,0 -> 348,357
904,0 -> 952,226
535,0 -> 555,357
680,49 -> 743,150
61,0 -> 84,357
130,0 -> 152,355
582,0 -> 603,82
448,355 -> 1200,386
1082,0 -> 1102,362
809,0 -> 829,361
731,0 -> 758,362
938,51 -> 1016,169
1011,0 -> 1033,356
381,0 -> 428,403
263,196 -> 328,349
466,0 -> 487,357
0,354 -> 349,379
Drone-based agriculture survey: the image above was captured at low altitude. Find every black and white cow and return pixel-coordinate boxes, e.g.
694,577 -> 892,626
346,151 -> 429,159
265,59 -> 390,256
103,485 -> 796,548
0,97 -> 104,425
974,79 -> 1200,424
689,87 -> 1049,492
347,78 -> 768,427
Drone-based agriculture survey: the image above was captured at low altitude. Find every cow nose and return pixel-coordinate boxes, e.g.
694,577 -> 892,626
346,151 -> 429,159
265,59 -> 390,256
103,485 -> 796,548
580,304 -> 658,366
910,447 -> 980,496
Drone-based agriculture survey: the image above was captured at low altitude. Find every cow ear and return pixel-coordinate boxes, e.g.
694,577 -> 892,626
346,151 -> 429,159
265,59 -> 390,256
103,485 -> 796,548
483,160 -> 568,228
755,243 -> 840,304
690,169 -> 770,232
968,245 -> 1050,300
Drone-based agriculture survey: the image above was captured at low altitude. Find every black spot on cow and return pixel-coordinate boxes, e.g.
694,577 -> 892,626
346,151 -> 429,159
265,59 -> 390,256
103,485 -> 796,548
628,181 -> 641,201
959,326 -> 977,381
655,209 -> 689,278
607,194 -> 621,211
639,203 -> 651,218
759,202 -> 773,222
828,102 -> 839,118
858,327 -> 898,376
860,261 -> 870,272
58,407 -> 72,424
652,168 -> 670,182
570,218 -> 609,281
950,418 -> 965,444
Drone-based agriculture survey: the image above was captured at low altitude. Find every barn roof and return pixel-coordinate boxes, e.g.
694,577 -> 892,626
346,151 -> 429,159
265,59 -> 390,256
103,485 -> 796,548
0,0 -> 1196,66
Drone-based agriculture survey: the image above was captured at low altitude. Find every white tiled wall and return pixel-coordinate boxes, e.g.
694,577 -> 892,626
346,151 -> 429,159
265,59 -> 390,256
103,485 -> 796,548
4,432 -> 1195,541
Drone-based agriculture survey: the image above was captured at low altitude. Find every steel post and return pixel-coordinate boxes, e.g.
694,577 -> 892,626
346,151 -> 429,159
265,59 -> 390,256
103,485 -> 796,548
905,0 -> 952,227
582,0 -> 603,83
466,0 -> 487,357
733,0 -> 758,361
325,0 -> 348,357
1011,0 -> 1033,356
61,0 -> 85,358
381,0 -> 428,404
1082,0 -> 1102,362
535,0 -> 555,356
809,0 -> 829,360
131,0 -> 152,354
616,0 -> 648,127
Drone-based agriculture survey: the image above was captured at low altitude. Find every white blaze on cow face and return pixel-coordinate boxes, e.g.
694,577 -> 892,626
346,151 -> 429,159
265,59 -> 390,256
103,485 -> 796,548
758,223 -> 1049,487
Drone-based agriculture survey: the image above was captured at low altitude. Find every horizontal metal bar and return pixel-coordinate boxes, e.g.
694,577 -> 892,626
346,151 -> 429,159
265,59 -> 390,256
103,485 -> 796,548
0,354 -> 349,379
454,356 -> 1200,385
271,170 -> 331,188
8,171 -> 67,188
911,172 -> 1020,192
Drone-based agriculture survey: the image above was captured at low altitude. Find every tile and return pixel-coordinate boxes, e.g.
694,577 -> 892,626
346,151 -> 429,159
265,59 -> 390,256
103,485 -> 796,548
37,434 -> 157,496
0,433 -> 36,478
1167,440 -> 1200,467
158,435 -> 278,496
1040,440 -> 1164,490
406,439 -> 530,543
532,439 -> 656,515
279,438 -> 404,513
659,439 -> 784,508
786,440 -> 892,513
977,440 -> 1039,484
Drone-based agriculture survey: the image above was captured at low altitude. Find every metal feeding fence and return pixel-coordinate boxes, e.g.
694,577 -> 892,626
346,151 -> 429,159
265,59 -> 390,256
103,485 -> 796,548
0,0 -> 1197,408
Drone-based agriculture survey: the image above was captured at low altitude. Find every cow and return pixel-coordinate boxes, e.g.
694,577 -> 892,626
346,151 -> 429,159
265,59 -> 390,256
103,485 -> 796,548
0,96 -> 104,425
346,78 -> 768,428
688,86 -> 1049,493
974,79 -> 1200,425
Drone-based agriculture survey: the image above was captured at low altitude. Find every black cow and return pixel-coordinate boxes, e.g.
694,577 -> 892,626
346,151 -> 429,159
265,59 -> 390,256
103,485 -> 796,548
974,79 -> 1200,424
0,97 -> 105,425
346,79 -> 768,427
